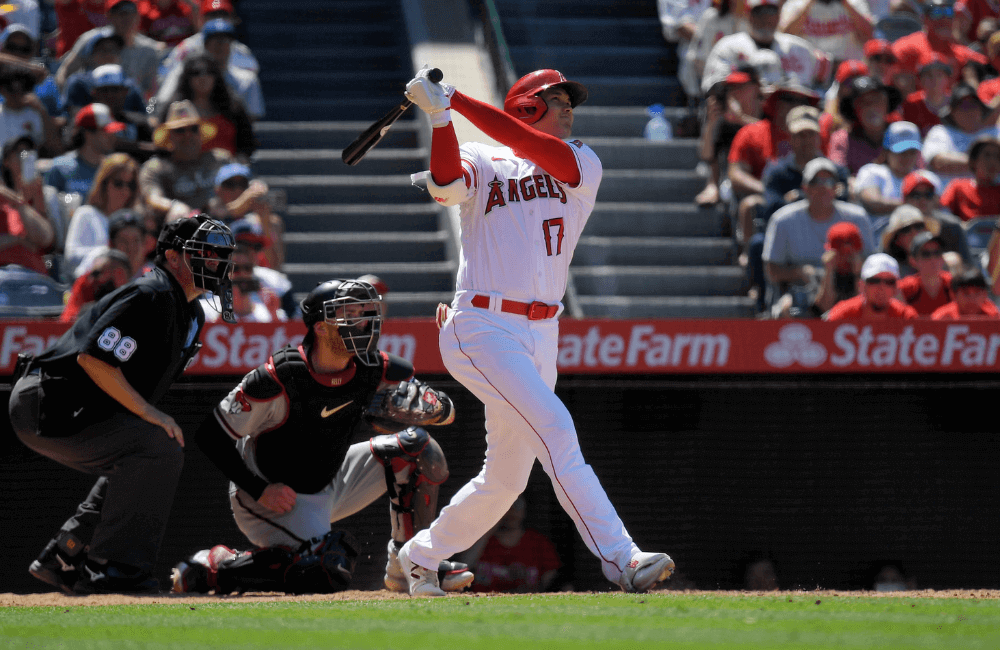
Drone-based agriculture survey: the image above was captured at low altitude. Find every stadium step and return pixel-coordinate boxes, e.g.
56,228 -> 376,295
575,295 -> 758,319
575,236 -> 736,267
586,203 -> 726,238
509,45 -> 678,78
258,174 -> 426,205
236,0 -> 398,24
496,0 -> 658,19
284,231 -> 448,264
281,203 -> 441,234
252,148 -> 428,176
502,17 -> 665,48
572,266 -> 748,297
284,261 -> 456,298
597,170 -> 704,205
573,106 -> 694,138
258,70 -> 411,99
588,138 -> 699,170
254,121 -> 419,151
253,47 -> 406,73
243,22 -> 402,48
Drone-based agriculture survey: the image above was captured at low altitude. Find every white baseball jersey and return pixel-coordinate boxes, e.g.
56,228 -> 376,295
780,0 -> 874,62
701,31 -> 827,94
449,139 -> 602,305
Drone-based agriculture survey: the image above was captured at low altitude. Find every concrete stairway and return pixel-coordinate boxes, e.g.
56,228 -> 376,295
241,0 -> 455,317
497,0 -> 756,318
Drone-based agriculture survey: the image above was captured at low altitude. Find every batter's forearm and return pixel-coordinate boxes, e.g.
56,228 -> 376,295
430,122 -> 463,185
451,91 -> 580,184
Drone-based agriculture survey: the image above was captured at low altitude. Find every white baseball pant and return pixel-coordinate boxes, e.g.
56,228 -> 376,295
407,305 -> 639,583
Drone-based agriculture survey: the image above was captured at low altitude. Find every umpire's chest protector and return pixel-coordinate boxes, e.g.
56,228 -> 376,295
254,347 -> 385,494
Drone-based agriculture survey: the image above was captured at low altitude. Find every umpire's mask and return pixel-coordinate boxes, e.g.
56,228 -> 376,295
157,214 -> 237,322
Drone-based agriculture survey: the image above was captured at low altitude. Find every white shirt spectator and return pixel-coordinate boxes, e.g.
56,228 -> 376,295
779,0 -> 874,62
854,162 -> 906,202
63,204 -> 109,277
686,7 -> 747,95
658,0 -> 714,98
701,31 -> 828,94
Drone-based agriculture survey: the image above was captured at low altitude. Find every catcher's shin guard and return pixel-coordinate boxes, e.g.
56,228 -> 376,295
370,427 -> 449,543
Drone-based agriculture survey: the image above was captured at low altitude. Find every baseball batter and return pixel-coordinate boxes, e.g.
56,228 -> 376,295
397,67 -> 675,596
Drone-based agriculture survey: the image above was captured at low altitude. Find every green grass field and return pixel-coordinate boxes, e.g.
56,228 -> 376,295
2,592 -> 998,649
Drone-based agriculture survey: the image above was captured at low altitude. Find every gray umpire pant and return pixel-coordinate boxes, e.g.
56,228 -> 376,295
9,373 -> 184,573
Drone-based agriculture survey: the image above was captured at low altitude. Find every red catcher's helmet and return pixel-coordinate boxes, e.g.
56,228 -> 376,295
503,69 -> 588,124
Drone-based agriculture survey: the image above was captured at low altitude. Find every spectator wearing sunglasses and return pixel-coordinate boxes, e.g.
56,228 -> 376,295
828,75 -> 903,176
138,99 -> 233,228
899,231 -> 954,315
200,242 -> 285,323
0,25 -> 64,124
825,253 -> 919,319
879,204 -> 932,277
208,162 -> 283,268
63,152 -> 140,276
891,0 -> 987,88
762,157 -> 875,318
899,170 -> 971,264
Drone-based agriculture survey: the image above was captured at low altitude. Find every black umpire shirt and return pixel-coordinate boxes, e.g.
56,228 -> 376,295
31,266 -> 205,436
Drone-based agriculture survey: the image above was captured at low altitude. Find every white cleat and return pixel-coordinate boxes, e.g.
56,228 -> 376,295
397,541 -> 446,597
384,540 -> 474,593
618,552 -> 675,593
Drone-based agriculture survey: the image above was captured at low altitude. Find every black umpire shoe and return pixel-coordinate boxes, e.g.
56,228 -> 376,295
73,560 -> 160,595
28,539 -> 83,595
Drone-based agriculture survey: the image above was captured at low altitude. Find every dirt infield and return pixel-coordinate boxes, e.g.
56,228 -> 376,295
4,589 -> 1000,607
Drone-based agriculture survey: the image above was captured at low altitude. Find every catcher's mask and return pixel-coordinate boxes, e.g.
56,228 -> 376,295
157,214 -> 237,322
301,279 -> 384,366
503,69 -> 588,125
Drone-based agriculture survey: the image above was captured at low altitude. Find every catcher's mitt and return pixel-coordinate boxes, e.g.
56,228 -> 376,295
366,379 -> 455,433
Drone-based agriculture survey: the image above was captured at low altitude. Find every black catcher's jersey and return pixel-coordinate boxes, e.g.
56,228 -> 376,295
212,345 -> 414,494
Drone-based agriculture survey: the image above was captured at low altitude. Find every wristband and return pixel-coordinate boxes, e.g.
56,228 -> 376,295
430,109 -> 452,128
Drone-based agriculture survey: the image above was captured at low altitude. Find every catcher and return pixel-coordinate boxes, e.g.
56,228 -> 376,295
172,278 -> 473,594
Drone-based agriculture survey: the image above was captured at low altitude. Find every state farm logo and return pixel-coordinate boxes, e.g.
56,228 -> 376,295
764,324 -> 827,368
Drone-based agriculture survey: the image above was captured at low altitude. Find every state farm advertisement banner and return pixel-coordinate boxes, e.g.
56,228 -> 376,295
2,318 -> 1000,376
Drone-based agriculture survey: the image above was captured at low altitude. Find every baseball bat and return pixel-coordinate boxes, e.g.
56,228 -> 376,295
341,68 -> 443,166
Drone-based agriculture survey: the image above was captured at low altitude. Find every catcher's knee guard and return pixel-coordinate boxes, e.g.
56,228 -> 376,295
370,427 -> 448,542
209,530 -> 359,595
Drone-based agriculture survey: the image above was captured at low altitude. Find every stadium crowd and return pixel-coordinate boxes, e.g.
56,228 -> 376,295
661,0 -> 1000,319
0,0 -> 290,322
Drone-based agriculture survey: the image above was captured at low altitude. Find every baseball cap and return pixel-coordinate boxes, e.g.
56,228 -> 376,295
0,24 -> 34,49
863,39 -> 895,60
802,157 -> 839,184
91,63 -> 126,88
75,103 -> 126,133
918,52 -> 953,76
902,170 -> 942,197
883,121 -> 922,153
786,105 -> 820,134
105,0 -> 137,13
228,218 -> 266,248
836,60 -> 869,85
861,253 -> 901,280
215,163 -> 252,186
202,18 -> 236,38
909,230 -> 944,257
826,222 -> 863,251
83,26 -> 124,57
967,135 -> 1000,164
108,209 -> 145,238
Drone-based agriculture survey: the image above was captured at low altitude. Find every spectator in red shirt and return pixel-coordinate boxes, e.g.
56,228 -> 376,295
138,0 -> 196,47
891,0 -> 987,88
729,82 -> 820,251
900,170 -> 973,265
900,55 -> 952,136
931,265 -> 1000,317
825,253 -> 920,319
59,248 -> 131,322
812,221 -> 865,316
976,32 -> 1000,105
0,182 -> 54,275
460,497 -> 562,593
828,75 -> 903,175
898,231 -> 954,315
54,0 -> 109,58
940,135 -> 1000,220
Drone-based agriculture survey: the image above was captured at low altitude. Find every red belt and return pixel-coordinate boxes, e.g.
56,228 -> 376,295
470,294 -> 558,320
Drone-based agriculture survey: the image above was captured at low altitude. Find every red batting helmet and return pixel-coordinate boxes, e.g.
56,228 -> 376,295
503,69 -> 588,124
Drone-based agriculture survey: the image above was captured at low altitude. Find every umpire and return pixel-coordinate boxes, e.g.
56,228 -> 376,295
8,214 -> 236,594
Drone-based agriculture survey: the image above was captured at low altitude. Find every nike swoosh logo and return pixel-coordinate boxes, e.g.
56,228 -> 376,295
320,402 -> 351,418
